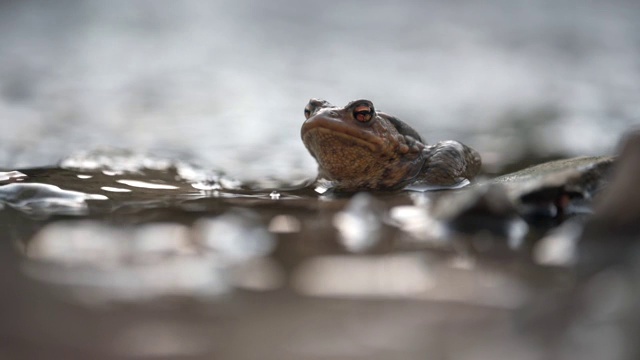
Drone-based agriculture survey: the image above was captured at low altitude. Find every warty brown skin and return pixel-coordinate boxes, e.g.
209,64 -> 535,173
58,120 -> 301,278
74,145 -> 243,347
301,98 -> 481,191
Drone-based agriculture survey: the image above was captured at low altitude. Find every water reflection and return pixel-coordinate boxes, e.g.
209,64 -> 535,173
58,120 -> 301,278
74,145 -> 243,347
194,209 -> 275,261
292,253 -> 528,308
333,193 -> 383,253
230,257 -> 285,291
100,186 -> 132,193
113,321 -> 212,357
24,221 -> 228,303
116,179 -> 179,190
268,214 -> 301,234
293,254 -> 435,298
269,190 -> 280,199
534,217 -> 584,266
388,204 -> 448,245
23,212 -> 287,304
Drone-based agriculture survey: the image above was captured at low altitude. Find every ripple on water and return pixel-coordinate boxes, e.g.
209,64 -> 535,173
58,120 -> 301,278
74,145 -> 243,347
0,171 -> 28,182
0,183 -> 107,217
60,148 -> 242,190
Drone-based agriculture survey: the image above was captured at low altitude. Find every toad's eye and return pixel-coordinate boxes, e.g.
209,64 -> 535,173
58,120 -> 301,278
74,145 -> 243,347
353,104 -> 373,122
304,108 -> 311,119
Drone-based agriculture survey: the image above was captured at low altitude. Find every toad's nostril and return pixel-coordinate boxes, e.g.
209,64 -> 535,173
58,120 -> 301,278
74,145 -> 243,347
305,98 -> 334,119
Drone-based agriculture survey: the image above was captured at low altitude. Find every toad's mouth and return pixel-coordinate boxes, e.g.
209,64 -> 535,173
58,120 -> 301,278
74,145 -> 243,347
301,117 -> 384,153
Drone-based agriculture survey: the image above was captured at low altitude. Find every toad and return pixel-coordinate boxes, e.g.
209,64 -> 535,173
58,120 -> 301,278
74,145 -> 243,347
301,98 -> 481,191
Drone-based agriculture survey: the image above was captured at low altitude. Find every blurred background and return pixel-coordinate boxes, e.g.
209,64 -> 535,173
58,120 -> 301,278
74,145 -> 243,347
1,0 -> 639,179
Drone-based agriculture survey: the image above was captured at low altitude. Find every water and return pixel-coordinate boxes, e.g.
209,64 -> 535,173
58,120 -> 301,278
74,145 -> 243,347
2,1 -> 640,358
0,147 -> 635,358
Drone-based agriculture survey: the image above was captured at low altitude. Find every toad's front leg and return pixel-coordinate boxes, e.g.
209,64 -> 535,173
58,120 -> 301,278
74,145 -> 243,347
417,140 -> 482,186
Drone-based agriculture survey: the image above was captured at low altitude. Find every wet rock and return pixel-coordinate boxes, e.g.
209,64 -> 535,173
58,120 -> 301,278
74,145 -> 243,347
529,131 -> 640,360
578,130 -> 640,274
492,156 -> 614,219
584,131 -> 640,236
411,155 -> 616,255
